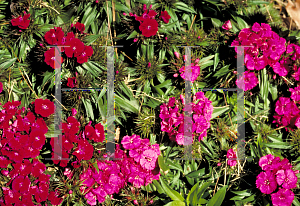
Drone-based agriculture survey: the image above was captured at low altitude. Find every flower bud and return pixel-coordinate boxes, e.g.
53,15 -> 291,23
148,62 -> 151,68
134,38 -> 138,42
173,73 -> 178,77
134,200 -> 138,205
123,13 -> 127,16
69,190 -> 73,194
174,52 -> 180,59
149,5 -> 153,9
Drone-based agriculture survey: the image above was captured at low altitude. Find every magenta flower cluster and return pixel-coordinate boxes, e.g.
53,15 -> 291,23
159,91 -> 213,145
272,96 -> 300,129
173,52 -> 201,83
67,134 -> 160,205
256,154 -> 299,206
232,22 -> 300,91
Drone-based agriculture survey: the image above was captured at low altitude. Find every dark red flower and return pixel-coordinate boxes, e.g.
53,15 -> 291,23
94,123 -> 105,142
0,82 -> 3,93
48,191 -> 63,206
34,99 -> 55,118
12,175 -> 30,194
44,27 -> 65,45
11,12 -> 30,29
74,22 -> 85,33
29,129 -> 46,149
160,11 -> 171,24
64,38 -> 85,58
139,19 -> 158,37
51,150 -> 69,167
76,46 -> 93,64
73,139 -> 94,161
67,77 -> 77,88
44,47 -> 64,69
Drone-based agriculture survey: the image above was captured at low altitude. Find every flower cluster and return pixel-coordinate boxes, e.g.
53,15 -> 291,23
44,23 -> 93,69
159,92 -> 213,145
50,110 -> 105,167
272,96 -> 300,129
256,154 -> 298,206
173,52 -> 201,83
126,4 -> 171,37
232,22 -> 300,91
0,99 -> 63,205
11,11 -> 30,30
69,134 -> 160,205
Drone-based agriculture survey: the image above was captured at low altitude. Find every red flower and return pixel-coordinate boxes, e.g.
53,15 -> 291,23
0,82 -> 3,93
44,47 -> 64,69
34,99 -> 55,118
48,191 -> 63,206
139,19 -> 158,37
73,139 -> 94,161
11,12 -> 30,29
67,77 -> 77,88
74,22 -> 85,33
160,11 -> 171,23
64,38 -> 85,58
76,46 -> 93,64
94,123 -> 105,142
44,27 -> 65,45
12,175 -> 30,194
29,129 -> 46,149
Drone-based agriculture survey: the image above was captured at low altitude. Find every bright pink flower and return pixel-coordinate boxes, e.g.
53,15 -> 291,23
236,71 -> 258,91
121,134 -> 141,150
94,123 -> 105,142
0,82 -> 3,93
276,169 -> 297,189
222,20 -> 232,30
139,19 -> 158,37
272,61 -> 289,76
134,200 -> 138,205
85,192 -> 97,205
71,108 -> 77,116
271,188 -> 294,206
259,154 -> 275,171
44,27 -> 64,45
227,149 -> 237,167
64,38 -> 85,58
11,12 -> 30,29
289,86 -> 300,101
160,11 -> 171,23
179,63 -> 200,83
34,99 -> 55,118
256,170 -> 277,194
140,149 -> 157,170
77,46 -> 93,64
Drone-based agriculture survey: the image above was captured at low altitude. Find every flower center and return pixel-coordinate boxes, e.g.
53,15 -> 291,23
82,52 -> 86,57
147,26 -> 151,30
52,33 -> 56,37
73,46 -> 76,51
285,178 -> 289,183
35,136 -> 40,141
264,180 -> 270,185
19,17 -> 23,21
51,57 -> 55,60
42,105 -> 48,110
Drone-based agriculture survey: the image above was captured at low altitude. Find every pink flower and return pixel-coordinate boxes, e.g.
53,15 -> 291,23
148,62 -> 151,67
217,163 -> 221,166
289,86 -> 300,101
222,20 -> 232,30
121,134 -> 141,149
133,200 -> 138,205
236,71 -> 258,91
123,13 -> 127,16
271,188 -> 294,206
173,73 -> 178,77
227,149 -> 237,167
256,170 -> 277,194
71,108 -> 77,116
174,52 -> 180,59
276,169 -> 297,189
140,149 -> 157,170
0,82 -> 3,93
259,154 -> 276,171
134,38 -> 138,42
179,64 -> 200,83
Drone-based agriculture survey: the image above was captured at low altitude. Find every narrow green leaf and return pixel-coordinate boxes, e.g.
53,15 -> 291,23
160,177 -> 184,201
164,200 -> 186,206
207,185 -> 228,206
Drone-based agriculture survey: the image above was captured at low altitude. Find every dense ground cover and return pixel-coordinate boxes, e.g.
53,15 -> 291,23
0,0 -> 300,205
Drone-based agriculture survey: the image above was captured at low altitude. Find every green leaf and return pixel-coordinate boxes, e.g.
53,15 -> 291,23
0,57 -> 17,70
174,2 -> 196,13
211,18 -> 222,27
236,17 -> 249,30
158,155 -> 170,172
207,185 -> 227,206
164,200 -> 186,206
293,197 -> 300,206
193,181 -> 212,205
152,180 -> 165,194
185,168 -> 205,178
263,143 -> 292,149
211,106 -> 229,119
186,181 -> 201,205
160,177 -> 184,201
126,30 -> 138,40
